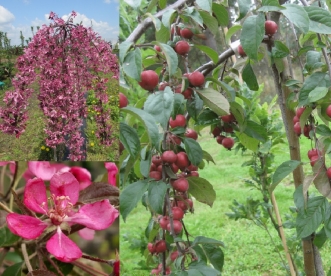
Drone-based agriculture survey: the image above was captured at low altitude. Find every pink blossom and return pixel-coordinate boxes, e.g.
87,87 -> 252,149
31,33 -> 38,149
6,171 -> 119,262
0,11 -> 119,160
105,162 -> 118,186
59,166 -> 92,190
28,161 -> 67,180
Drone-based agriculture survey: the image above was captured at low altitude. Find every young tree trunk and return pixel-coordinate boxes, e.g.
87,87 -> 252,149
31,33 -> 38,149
270,9 -> 319,275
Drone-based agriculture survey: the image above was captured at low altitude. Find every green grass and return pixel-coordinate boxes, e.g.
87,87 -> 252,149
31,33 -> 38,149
120,129 -> 331,275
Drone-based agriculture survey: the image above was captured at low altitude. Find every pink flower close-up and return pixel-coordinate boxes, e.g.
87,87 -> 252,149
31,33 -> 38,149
6,171 -> 119,262
105,162 -> 118,186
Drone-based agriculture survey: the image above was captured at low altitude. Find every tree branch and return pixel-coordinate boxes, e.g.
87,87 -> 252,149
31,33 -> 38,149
125,0 -> 193,43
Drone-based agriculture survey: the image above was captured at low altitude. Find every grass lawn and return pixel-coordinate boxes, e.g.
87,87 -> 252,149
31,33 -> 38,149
120,128 -> 331,275
0,78 -> 119,161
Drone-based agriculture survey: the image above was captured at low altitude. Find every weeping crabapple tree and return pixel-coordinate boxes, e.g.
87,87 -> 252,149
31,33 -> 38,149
0,11 -> 119,161
120,0 -> 331,275
0,161 -> 120,276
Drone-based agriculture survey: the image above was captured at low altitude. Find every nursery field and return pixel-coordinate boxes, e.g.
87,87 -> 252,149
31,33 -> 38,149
120,128 -> 331,276
0,75 -> 119,161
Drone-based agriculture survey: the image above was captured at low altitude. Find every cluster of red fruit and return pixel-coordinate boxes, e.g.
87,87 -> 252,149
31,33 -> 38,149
293,107 -> 312,138
211,113 -> 236,150
155,25 -> 195,54
238,20 -> 278,57
137,69 -> 205,94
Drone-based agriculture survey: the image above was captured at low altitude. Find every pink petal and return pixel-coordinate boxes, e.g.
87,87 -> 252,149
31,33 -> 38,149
69,167 -> 92,190
78,228 -> 95,240
105,162 -> 118,186
46,228 -> 82,263
50,172 -> 80,204
28,161 -> 59,180
23,178 -> 48,214
68,200 -> 119,230
6,213 -> 47,239
0,161 -> 14,166
23,168 -> 35,181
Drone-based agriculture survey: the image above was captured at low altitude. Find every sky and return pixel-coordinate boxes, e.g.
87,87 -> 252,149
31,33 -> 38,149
0,0 -> 119,46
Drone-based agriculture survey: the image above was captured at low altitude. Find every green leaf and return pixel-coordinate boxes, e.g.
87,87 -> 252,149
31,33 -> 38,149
162,9 -> 176,29
314,227 -> 328,248
184,7 -> 204,27
145,13 -> 161,31
191,236 -> 225,247
312,158 -> 331,199
123,0 -> 141,9
119,41 -> 133,63
140,148 -> 152,178
240,13 -> 265,60
148,181 -> 168,214
188,261 -> 221,276
308,87 -> 328,103
120,122 -> 141,159
194,45 -> 219,64
187,177 -> 216,207
296,196 -> 328,238
121,106 -> 160,149
237,0 -> 251,21
202,150 -> 215,164
212,3 -> 228,26
184,138 -> 203,166
196,88 -> 230,116
186,96 -> 204,121
187,269 -> 204,276
0,226 -> 20,247
196,109 -> 219,126
236,132 -> 259,152
316,125 -> 331,136
199,11 -> 219,36
146,0 -> 158,13
270,160 -> 301,192
144,88 -> 174,130
120,180 -> 149,222
281,4 -> 309,34
243,120 -> 268,142
159,0 -> 166,9
156,42 -> 178,76
299,72 -> 330,106
258,0 -> 285,12
122,48 -> 142,80
201,244 -> 224,271
196,0 -> 212,13
230,102 -> 246,129
293,184 -> 304,210
156,24 -> 171,44
272,40 -> 290,58
305,51 -> 322,72
2,262 -> 23,276
324,206 -> 331,240
305,6 -> 331,34
242,63 -> 259,91
225,25 -> 242,43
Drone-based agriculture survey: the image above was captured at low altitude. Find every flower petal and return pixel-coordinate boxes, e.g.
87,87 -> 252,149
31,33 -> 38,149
28,161 -> 59,180
46,228 -> 82,263
24,178 -> 48,214
50,172 -> 80,204
6,213 -> 47,239
68,200 -> 119,230
105,162 -> 118,186
69,167 -> 92,190
78,228 -> 95,240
